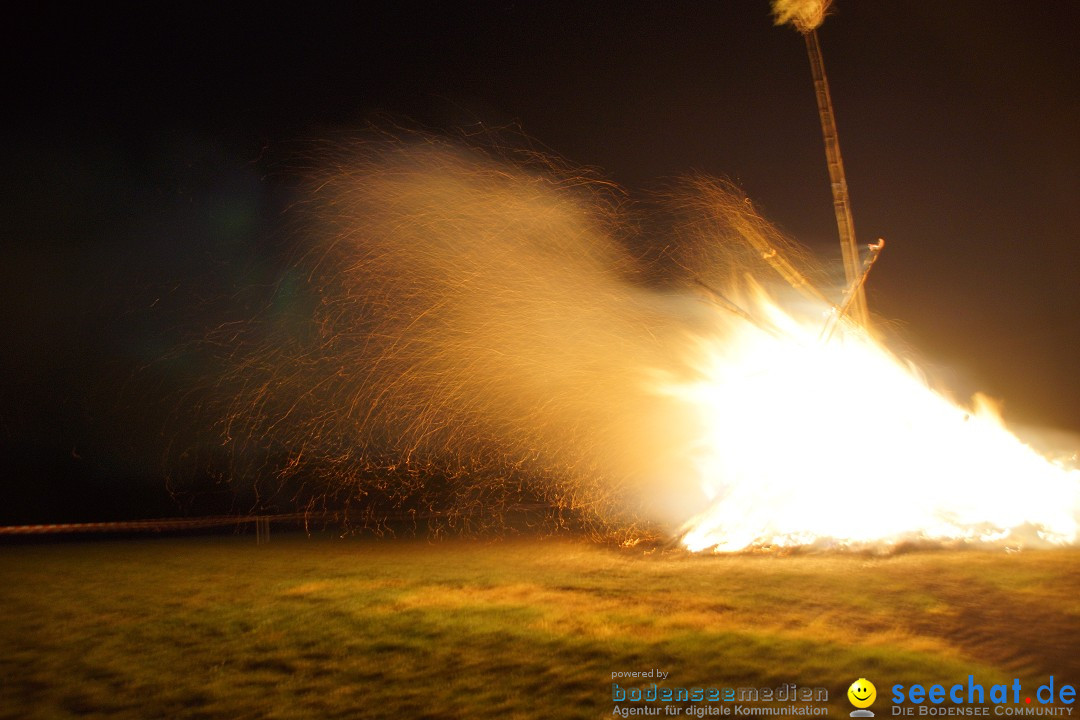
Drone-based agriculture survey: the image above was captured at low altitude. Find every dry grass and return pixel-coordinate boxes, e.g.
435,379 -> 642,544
0,536 -> 1077,719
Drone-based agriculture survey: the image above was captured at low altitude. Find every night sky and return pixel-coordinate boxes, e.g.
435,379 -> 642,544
3,2 -> 1078,523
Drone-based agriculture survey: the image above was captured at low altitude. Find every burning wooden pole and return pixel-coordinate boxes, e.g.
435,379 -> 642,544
772,0 -> 869,327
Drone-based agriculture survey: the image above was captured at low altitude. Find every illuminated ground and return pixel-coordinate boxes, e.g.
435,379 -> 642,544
0,536 -> 1077,719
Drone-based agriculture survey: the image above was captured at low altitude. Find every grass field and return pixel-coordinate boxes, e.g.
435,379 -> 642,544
0,535 -> 1077,719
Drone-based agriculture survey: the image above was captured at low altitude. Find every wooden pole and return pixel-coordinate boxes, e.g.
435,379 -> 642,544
804,28 -> 869,327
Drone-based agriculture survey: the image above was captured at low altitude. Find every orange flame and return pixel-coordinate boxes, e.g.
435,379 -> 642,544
661,287 -> 1080,552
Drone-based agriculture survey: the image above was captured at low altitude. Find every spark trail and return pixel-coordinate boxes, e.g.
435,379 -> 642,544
195,135 -> 1079,551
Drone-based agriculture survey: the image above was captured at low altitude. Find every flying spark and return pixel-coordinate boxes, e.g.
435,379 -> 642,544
192,135 -> 1079,551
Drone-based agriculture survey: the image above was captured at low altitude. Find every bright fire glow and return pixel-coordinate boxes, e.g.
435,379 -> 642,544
203,140 -> 1079,549
666,287 -> 1080,552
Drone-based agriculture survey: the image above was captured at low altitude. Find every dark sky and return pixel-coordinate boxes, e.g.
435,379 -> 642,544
3,2 -> 1078,522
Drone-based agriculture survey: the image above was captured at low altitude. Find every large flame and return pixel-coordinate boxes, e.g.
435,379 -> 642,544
665,286 -> 1080,552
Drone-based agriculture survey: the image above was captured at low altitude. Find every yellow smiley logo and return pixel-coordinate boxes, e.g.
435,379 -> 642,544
848,678 -> 877,708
